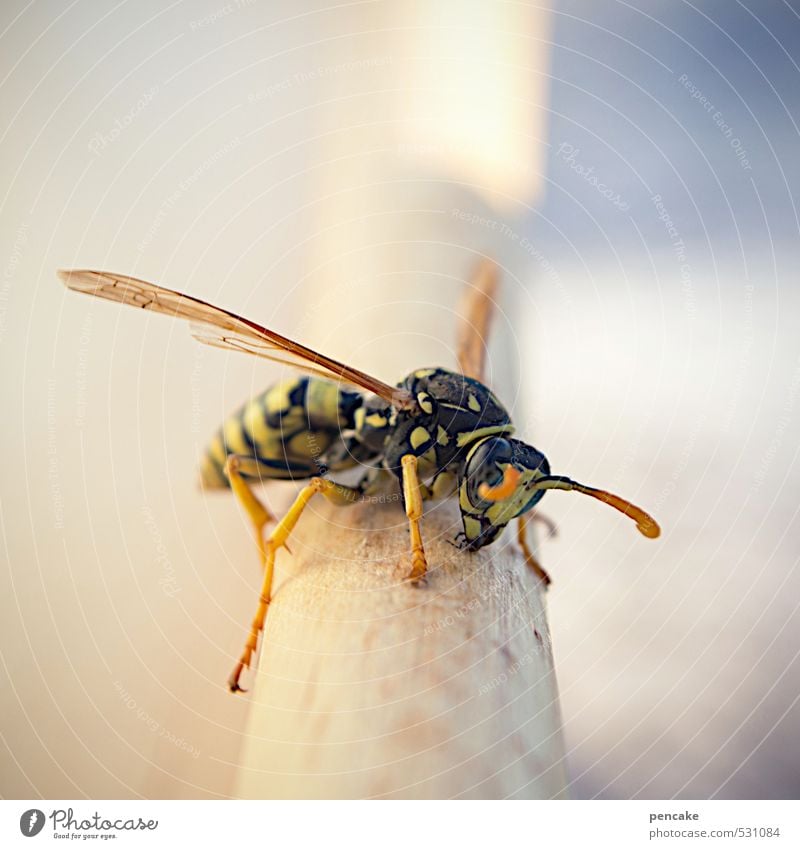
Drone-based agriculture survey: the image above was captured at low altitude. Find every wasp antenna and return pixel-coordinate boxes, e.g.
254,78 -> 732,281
535,476 -> 660,539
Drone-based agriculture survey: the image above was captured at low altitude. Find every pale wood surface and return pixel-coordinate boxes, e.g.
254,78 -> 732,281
235,494 -> 567,799
234,255 -> 567,799
231,0 -> 563,798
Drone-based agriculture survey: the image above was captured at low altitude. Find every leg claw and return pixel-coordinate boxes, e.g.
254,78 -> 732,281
228,662 -> 248,694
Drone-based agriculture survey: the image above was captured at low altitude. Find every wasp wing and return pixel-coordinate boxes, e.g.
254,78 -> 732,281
455,259 -> 499,383
57,269 -> 415,409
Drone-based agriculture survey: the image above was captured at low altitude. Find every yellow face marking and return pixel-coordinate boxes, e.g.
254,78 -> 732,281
467,393 -> 481,412
484,468 -> 539,525
410,426 -> 431,450
414,368 -> 436,379
417,392 -> 434,414
366,413 -> 388,429
487,500 -> 521,527
456,424 -> 514,447
436,425 -> 450,446
464,515 -> 482,539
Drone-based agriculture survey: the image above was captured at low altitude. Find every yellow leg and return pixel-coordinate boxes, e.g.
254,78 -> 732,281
224,455 -> 276,569
518,513 -> 551,587
528,508 -> 558,538
455,258 -> 499,382
401,455 -> 429,584
228,475 -> 361,693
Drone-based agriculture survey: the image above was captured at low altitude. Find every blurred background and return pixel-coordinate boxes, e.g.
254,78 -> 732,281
1,0 -> 798,799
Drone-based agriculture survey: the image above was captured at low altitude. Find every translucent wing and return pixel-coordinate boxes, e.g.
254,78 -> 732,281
455,259 -> 499,383
57,269 -> 415,409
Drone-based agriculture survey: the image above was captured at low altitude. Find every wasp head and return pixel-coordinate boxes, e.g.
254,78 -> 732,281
458,437 -> 551,550
458,436 -> 660,550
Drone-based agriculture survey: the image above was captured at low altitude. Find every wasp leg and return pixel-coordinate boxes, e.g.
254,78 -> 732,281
527,508 -> 558,539
224,455 -> 278,571
456,258 -> 499,382
517,513 -> 552,587
228,475 -> 362,693
356,466 -> 396,498
400,455 -> 429,585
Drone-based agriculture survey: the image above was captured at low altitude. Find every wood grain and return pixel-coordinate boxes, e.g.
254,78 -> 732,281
231,0 -> 562,799
234,487 -> 567,798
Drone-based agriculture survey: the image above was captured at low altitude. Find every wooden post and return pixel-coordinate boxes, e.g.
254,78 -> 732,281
235,488 -> 566,799
234,261 -> 567,799
232,1 -> 565,799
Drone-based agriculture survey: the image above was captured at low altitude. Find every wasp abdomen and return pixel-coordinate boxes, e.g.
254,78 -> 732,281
199,377 -> 362,488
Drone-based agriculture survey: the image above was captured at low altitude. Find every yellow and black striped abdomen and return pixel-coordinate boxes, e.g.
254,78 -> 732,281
199,377 -> 363,488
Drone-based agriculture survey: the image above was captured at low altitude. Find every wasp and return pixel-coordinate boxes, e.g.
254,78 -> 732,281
58,263 -> 660,693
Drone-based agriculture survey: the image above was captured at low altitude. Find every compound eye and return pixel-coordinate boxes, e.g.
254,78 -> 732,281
466,438 -> 513,501
484,463 -> 505,489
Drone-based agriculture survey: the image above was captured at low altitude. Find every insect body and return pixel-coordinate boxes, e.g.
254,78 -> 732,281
199,366 -> 549,549
198,376 -> 364,488
58,266 -> 660,693
200,367 -> 519,539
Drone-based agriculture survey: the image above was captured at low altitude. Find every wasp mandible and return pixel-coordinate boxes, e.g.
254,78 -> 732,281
58,263 -> 660,693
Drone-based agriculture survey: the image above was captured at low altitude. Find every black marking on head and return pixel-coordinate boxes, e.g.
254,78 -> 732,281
463,513 -> 507,550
